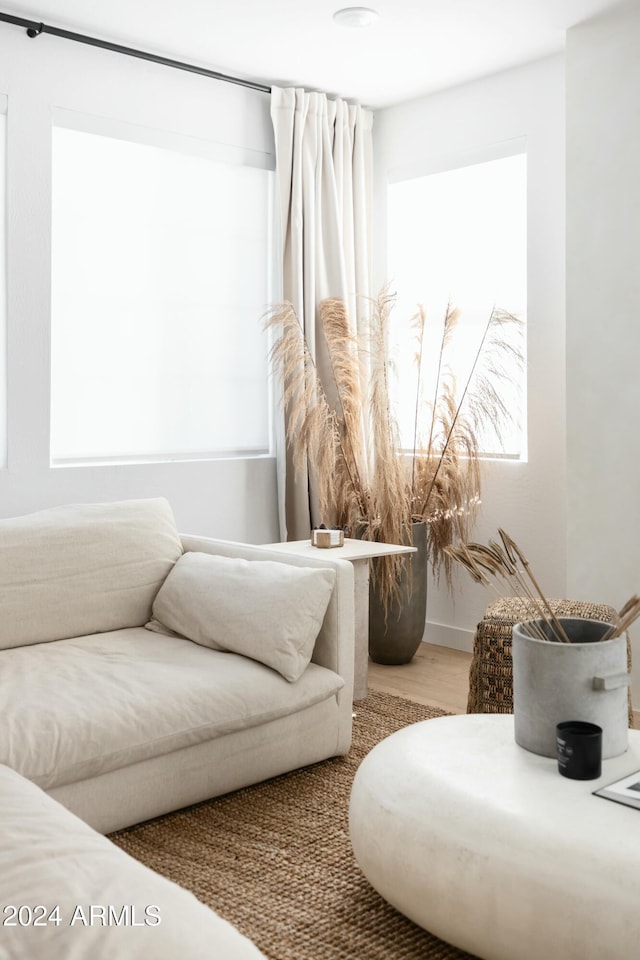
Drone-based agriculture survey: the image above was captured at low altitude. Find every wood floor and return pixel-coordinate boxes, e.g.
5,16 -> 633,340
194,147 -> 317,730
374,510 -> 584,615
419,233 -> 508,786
367,642 -> 471,715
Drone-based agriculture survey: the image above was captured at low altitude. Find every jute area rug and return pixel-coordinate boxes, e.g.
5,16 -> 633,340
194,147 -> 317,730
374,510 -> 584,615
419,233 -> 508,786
110,691 -> 478,960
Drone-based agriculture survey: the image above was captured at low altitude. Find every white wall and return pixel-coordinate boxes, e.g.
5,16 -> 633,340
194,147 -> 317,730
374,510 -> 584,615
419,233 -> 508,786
373,56 -> 567,651
0,24 -> 279,541
566,2 -> 640,697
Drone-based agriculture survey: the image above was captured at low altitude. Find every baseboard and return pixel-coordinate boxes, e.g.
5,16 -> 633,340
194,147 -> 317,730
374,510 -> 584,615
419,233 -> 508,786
422,620 -> 474,654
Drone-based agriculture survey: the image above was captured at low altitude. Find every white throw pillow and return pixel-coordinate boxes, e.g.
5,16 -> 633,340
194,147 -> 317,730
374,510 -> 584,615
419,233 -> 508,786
146,552 -> 336,682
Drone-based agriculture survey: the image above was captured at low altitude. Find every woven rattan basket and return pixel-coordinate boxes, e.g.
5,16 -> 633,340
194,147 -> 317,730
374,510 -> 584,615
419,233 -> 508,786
467,597 -> 633,725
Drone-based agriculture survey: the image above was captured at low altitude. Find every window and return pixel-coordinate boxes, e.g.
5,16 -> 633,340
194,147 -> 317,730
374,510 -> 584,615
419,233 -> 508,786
51,116 -> 273,465
387,148 -> 527,458
0,106 -> 6,468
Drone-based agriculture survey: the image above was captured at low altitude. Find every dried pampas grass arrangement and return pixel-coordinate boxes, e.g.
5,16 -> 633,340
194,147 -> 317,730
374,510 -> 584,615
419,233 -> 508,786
265,288 -> 523,611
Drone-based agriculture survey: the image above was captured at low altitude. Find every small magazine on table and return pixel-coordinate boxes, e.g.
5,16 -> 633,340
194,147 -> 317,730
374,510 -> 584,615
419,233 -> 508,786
594,770 -> 640,809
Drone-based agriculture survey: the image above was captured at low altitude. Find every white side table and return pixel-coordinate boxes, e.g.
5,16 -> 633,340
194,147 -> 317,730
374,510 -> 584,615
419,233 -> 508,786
263,538 -> 415,700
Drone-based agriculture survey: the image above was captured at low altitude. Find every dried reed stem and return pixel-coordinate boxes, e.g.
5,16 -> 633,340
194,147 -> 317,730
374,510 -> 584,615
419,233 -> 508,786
451,529 -> 640,643
602,595 -> 640,641
446,529 -> 571,642
497,529 -> 570,643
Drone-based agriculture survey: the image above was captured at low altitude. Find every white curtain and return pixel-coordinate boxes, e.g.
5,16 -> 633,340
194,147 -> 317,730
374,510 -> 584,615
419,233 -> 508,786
270,86 -> 374,540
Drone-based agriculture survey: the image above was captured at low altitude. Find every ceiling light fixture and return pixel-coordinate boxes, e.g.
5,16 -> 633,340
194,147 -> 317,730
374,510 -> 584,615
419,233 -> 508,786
332,7 -> 380,28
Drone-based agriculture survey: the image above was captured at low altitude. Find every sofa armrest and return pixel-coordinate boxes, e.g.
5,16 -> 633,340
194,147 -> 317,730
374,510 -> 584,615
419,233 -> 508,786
179,535 -> 355,700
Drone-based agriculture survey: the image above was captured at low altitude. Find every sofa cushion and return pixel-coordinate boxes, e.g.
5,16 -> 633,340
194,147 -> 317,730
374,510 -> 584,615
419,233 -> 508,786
147,551 -> 336,682
0,498 -> 183,650
0,628 -> 343,790
0,763 -> 266,960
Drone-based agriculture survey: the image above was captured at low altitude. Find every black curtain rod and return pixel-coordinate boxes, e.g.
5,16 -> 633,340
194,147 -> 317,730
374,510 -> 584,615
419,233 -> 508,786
0,11 -> 272,94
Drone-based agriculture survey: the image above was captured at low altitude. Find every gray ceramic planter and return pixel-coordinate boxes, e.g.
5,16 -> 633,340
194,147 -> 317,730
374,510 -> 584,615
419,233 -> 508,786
368,520 -> 427,665
512,617 -> 630,758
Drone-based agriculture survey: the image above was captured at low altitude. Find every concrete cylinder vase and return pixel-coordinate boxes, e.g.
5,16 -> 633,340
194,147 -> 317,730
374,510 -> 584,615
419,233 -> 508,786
512,617 -> 630,759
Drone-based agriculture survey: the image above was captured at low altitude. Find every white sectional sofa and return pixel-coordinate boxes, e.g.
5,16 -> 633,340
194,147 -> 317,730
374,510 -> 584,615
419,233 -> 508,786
0,762 -> 266,960
0,497 -> 355,958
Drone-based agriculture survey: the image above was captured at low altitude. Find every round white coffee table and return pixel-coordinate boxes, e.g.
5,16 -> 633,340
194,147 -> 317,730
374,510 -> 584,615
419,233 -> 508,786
349,713 -> 640,960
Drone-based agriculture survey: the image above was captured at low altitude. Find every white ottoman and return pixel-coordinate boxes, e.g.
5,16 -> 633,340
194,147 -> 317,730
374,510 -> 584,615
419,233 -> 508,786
349,714 -> 640,960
